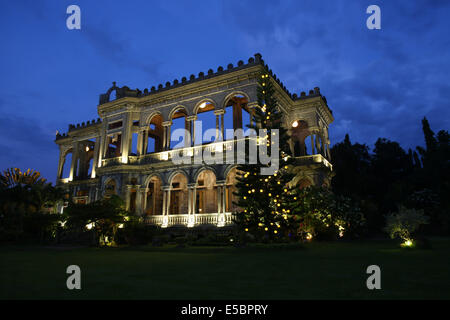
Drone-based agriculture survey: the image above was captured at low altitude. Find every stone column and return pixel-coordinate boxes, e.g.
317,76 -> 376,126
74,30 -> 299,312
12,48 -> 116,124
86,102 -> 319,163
91,136 -> 101,178
142,129 -> 149,155
125,185 -> 132,211
221,113 -> 224,140
98,121 -> 107,165
214,109 -> 225,141
215,180 -> 226,227
135,186 -> 143,215
121,112 -> 133,164
187,185 -> 193,214
222,185 -> 226,214
186,116 -> 197,147
315,134 -> 321,156
216,185 -> 222,214
136,129 -> 144,156
162,121 -> 172,150
166,188 -> 171,215
185,118 -> 191,148
166,125 -> 171,150
187,183 -> 196,227
192,185 -> 197,214
56,146 -> 65,180
69,141 -> 79,181
141,187 -> 148,215
162,189 -> 167,216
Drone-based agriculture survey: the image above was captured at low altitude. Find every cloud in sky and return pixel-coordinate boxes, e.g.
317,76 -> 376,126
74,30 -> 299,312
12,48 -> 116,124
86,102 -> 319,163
0,0 -> 449,182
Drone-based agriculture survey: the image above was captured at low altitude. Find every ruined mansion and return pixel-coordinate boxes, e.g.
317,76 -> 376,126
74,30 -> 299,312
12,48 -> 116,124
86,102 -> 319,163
55,54 -> 333,228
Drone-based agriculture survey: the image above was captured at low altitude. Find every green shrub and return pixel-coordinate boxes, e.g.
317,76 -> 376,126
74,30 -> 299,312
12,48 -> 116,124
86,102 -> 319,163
384,206 -> 429,245
116,221 -> 161,246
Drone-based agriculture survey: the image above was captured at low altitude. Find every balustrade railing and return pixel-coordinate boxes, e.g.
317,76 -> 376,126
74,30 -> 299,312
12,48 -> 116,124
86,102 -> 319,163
144,212 -> 233,228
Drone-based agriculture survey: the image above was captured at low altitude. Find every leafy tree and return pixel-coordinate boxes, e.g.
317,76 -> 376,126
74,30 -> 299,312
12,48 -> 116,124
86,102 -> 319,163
286,186 -> 365,240
331,134 -> 372,198
64,195 -> 128,246
384,206 -> 429,244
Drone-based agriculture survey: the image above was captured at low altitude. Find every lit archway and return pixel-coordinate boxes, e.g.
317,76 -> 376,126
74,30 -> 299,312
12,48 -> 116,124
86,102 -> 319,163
291,120 -> 311,156
169,106 -> 188,149
195,100 -> 217,144
146,113 -> 164,153
195,169 -> 217,214
145,175 -> 163,215
169,172 -> 188,214
223,94 -> 251,139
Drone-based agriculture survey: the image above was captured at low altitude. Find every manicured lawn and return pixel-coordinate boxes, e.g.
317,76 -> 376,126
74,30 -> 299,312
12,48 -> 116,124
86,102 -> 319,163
1,239 -> 449,299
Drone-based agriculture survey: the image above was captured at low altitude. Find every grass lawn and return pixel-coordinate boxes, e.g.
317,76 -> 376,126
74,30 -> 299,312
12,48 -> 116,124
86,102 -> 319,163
1,239 -> 449,300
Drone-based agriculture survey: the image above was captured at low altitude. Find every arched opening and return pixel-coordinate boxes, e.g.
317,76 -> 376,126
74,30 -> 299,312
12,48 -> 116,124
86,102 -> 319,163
105,133 -> 122,159
104,179 -> 117,198
147,114 -> 163,153
195,101 -> 217,144
169,173 -> 188,215
87,157 -> 94,177
291,120 -> 311,156
170,107 -> 188,149
224,94 -> 250,139
145,176 -> 163,215
77,143 -> 95,179
61,150 -> 72,179
110,88 -> 118,101
195,169 -> 217,214
225,167 -> 239,212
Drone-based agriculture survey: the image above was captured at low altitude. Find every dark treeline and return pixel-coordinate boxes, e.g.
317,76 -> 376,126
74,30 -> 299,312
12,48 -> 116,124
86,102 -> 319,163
330,117 -> 450,236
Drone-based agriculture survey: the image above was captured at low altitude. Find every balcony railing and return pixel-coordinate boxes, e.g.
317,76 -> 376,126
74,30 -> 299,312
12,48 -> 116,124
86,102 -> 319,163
144,212 -> 233,228
101,138 -> 255,167
97,137 -> 332,172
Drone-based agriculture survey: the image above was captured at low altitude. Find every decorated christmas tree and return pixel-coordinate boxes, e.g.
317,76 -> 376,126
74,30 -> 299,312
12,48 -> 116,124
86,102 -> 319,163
233,70 -> 295,240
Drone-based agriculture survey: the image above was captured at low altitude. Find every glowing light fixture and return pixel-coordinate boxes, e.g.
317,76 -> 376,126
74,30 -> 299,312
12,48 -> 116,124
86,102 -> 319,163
306,233 -> 313,240
402,239 -> 413,247
292,120 -> 299,128
86,223 -> 94,230
199,102 -> 207,109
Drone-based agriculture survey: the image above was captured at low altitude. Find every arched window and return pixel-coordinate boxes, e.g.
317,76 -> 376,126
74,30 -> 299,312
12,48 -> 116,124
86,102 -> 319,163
147,114 -> 163,153
195,101 -> 216,144
195,170 -> 217,214
145,176 -> 163,215
291,120 -> 311,156
224,94 -> 250,139
170,107 -> 188,149
169,173 -> 188,215
61,151 -> 72,179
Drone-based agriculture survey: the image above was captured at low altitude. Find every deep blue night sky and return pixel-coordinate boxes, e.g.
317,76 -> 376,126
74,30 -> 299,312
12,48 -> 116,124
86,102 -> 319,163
1,0 -> 449,183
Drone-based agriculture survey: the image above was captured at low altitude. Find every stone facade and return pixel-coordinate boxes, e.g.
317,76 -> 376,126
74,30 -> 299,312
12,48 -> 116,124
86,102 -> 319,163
54,53 -> 334,228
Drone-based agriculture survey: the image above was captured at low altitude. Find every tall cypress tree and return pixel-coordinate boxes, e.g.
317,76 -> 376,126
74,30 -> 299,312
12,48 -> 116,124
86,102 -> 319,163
233,71 -> 294,240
